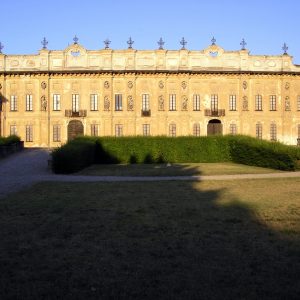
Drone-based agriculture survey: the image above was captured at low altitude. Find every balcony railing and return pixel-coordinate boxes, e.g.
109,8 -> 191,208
204,109 -> 225,117
141,109 -> 151,117
65,110 -> 87,117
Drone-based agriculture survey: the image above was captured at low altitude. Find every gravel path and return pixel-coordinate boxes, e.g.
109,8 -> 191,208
1,149 -> 300,199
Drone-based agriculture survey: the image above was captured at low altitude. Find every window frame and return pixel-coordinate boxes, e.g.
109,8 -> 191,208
169,123 -> 176,137
229,95 -> 236,111
169,94 -> 176,111
90,94 -> 98,111
10,95 -> 18,111
193,123 -> 200,136
142,94 -> 150,111
91,124 -> 99,136
269,95 -> 276,111
72,94 -> 79,112
25,125 -> 33,142
26,94 -> 33,111
115,124 -> 123,137
193,94 -> 200,111
53,125 -> 61,142
256,123 -> 262,139
211,94 -> 218,111
53,94 -> 61,111
270,123 -> 277,141
142,124 -> 150,136
229,123 -> 237,135
115,94 -> 123,111
255,95 -> 263,111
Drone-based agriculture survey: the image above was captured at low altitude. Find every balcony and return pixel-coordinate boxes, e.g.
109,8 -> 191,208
65,110 -> 87,117
141,109 -> 151,117
204,109 -> 225,117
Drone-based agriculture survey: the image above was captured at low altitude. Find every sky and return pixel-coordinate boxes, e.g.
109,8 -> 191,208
1,0 -> 300,63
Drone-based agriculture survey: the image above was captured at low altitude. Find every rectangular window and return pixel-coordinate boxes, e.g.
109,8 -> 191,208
26,125 -> 33,142
193,123 -> 200,136
91,124 -> 99,136
169,94 -> 176,111
256,123 -> 262,139
143,124 -> 150,136
53,125 -> 61,142
10,95 -> 17,111
90,94 -> 98,111
297,96 -> 300,111
53,94 -> 61,111
72,94 -> 79,112
211,94 -> 218,111
255,95 -> 263,111
115,94 -> 122,111
229,95 -> 236,111
169,124 -> 176,137
270,123 -> 277,141
10,125 -> 17,135
229,124 -> 237,135
270,95 -> 276,111
298,124 -> 300,138
26,95 -> 33,111
115,124 -> 123,137
142,94 -> 150,111
193,94 -> 200,111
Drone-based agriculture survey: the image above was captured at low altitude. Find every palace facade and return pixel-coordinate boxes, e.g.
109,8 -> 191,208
1,38 -> 300,147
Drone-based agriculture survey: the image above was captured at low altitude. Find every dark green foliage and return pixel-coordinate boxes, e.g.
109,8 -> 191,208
0,135 -> 21,145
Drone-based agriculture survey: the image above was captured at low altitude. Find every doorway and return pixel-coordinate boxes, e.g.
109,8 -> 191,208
67,120 -> 84,141
207,119 -> 222,135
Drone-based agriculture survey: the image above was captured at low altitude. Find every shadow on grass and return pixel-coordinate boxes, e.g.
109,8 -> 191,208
0,165 -> 299,299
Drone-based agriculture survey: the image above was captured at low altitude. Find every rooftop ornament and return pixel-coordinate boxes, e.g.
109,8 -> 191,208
157,37 -> 165,50
240,38 -> 247,50
41,37 -> 48,49
282,42 -> 288,55
104,38 -> 111,49
180,37 -> 187,50
211,36 -> 216,45
73,35 -> 79,45
0,42 -> 3,54
127,37 -> 134,49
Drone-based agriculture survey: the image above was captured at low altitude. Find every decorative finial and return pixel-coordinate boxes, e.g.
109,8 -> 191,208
73,35 -> 79,44
127,37 -> 134,49
0,42 -> 4,54
41,37 -> 48,49
180,37 -> 187,50
282,42 -> 288,55
211,36 -> 216,45
104,38 -> 111,49
240,38 -> 247,50
158,37 -> 165,50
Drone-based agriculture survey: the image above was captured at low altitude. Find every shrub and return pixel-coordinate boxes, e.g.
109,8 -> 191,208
0,135 -> 21,146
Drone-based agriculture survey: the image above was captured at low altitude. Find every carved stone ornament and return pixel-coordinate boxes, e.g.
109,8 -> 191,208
104,96 -> 110,111
104,81 -> 110,89
127,95 -> 134,111
181,81 -> 187,89
285,82 -> 290,90
242,81 -> 247,90
159,81 -> 164,89
128,81 -> 133,89
41,95 -> 47,111
242,95 -> 248,110
182,96 -> 188,111
285,96 -> 291,111
41,81 -> 47,89
158,95 -> 164,111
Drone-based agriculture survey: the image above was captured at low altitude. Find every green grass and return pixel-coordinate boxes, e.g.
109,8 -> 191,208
78,162 -> 283,176
0,178 -> 299,299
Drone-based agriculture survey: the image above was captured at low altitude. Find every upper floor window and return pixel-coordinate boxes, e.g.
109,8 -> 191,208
53,125 -> 61,142
193,94 -> 200,111
91,124 -> 99,136
255,95 -> 263,111
143,124 -> 150,136
229,95 -> 236,111
53,94 -> 61,111
115,94 -> 122,111
26,95 -> 33,111
256,123 -> 262,139
26,125 -> 33,142
142,94 -> 150,111
169,123 -> 176,137
72,94 -> 79,112
193,123 -> 200,136
211,94 -> 218,111
115,124 -> 123,137
90,94 -> 98,111
10,95 -> 17,111
169,94 -> 176,111
270,123 -> 277,141
269,95 -> 276,111
229,123 -> 237,135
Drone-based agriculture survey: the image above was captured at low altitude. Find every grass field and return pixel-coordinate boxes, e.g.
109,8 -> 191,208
78,162 -> 283,177
0,176 -> 299,299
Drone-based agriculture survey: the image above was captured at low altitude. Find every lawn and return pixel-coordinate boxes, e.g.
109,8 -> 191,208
0,178 -> 299,299
77,162 -> 283,177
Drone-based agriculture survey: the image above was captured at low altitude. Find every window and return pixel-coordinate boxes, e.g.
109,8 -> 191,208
53,125 -> 61,142
229,95 -> 236,111
10,125 -> 17,135
169,123 -> 176,137
115,124 -> 123,137
26,95 -> 33,111
91,124 -> 99,136
211,94 -> 218,111
142,94 -> 150,111
90,94 -> 98,111
297,96 -> 300,111
193,94 -> 200,111
143,124 -> 150,136
298,124 -> 300,138
72,94 -> 79,112
26,125 -> 33,142
10,95 -> 17,111
169,94 -> 176,111
53,94 -> 61,111
269,95 -> 276,111
270,123 -> 277,141
256,123 -> 262,139
255,95 -> 263,111
115,94 -> 122,111
229,123 -> 237,135
193,123 -> 200,136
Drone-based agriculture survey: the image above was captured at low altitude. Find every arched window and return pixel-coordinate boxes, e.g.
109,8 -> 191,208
193,123 -> 200,136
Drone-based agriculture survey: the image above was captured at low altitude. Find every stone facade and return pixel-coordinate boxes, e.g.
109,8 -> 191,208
0,41 -> 300,147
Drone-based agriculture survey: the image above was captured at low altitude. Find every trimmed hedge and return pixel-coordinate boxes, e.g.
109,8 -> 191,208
0,135 -> 21,146
51,135 -> 300,173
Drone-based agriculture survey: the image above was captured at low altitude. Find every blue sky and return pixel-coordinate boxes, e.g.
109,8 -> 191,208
1,0 -> 300,63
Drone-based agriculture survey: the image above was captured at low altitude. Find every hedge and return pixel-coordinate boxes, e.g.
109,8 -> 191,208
0,135 -> 21,146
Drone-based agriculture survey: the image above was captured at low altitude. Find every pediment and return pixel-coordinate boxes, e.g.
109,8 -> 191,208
203,44 -> 225,57
64,43 -> 87,57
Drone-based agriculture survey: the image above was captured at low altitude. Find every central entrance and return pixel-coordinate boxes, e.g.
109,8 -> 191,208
67,120 -> 84,141
207,119 -> 223,135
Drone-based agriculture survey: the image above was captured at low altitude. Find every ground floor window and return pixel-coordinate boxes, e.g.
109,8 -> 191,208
10,125 -> 17,136
143,124 -> 150,136
193,123 -> 200,136
26,125 -> 33,142
169,123 -> 176,137
229,123 -> 237,135
115,124 -> 123,137
91,124 -> 99,136
53,125 -> 61,142
270,123 -> 277,141
256,123 -> 262,139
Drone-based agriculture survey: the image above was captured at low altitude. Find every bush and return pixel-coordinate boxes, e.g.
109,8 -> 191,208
0,135 -> 21,146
